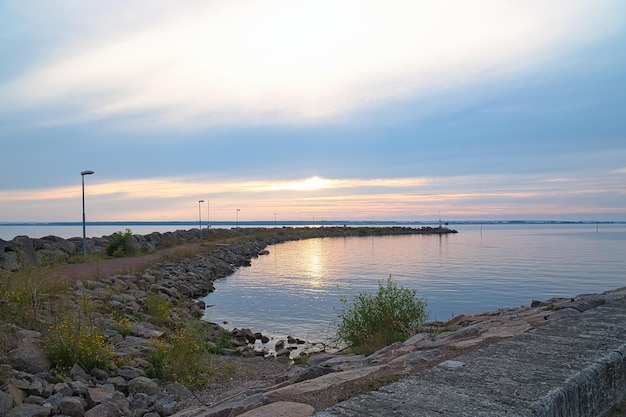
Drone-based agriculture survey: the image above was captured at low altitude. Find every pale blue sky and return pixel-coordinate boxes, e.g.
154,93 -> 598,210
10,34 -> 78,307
1,1 -> 625,222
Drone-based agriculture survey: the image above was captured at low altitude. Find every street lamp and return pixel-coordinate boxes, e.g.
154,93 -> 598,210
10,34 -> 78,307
236,208 -> 240,228
81,170 -> 94,257
198,200 -> 204,239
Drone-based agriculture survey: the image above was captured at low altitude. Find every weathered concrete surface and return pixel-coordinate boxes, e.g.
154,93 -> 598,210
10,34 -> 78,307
315,297 -> 626,417
238,401 -> 315,416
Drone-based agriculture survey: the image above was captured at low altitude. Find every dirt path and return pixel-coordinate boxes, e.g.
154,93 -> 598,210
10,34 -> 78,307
53,243 -> 202,281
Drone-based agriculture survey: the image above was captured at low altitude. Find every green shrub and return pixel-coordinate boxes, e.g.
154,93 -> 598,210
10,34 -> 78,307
336,276 -> 429,355
112,313 -> 132,337
106,229 -> 136,257
146,320 -> 215,389
43,315 -> 114,371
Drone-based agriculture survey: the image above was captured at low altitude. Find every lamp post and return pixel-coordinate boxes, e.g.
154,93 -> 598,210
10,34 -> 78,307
198,200 -> 204,239
81,170 -> 94,257
207,199 -> 210,230
236,209 -> 240,228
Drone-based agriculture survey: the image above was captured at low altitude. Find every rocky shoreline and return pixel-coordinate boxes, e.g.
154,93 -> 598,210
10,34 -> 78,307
1,226 -> 623,417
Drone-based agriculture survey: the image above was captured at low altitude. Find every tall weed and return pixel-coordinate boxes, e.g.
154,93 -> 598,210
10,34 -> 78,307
336,276 -> 429,355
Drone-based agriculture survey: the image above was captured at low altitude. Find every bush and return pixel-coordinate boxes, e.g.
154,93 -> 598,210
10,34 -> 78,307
43,315 -> 115,371
336,276 -> 429,354
147,320 -> 215,389
106,229 -> 136,257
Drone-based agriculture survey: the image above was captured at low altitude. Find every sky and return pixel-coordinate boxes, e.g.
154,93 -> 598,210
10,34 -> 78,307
1,0 -> 625,223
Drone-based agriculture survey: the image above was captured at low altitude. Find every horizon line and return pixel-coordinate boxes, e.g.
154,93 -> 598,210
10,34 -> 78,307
1,220 -> 624,226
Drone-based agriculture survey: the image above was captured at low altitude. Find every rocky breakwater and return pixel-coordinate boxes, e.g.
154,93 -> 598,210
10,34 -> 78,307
0,226 -> 457,272
1,237 -> 289,417
0,228 -> 214,272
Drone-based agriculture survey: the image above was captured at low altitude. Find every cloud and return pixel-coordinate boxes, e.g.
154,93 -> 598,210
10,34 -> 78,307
1,0 -> 621,129
1,171 -> 624,222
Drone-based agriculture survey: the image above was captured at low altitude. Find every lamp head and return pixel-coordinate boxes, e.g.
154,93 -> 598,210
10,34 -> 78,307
81,170 -> 94,176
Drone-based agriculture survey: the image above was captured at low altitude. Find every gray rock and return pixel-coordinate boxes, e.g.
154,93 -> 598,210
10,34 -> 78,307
10,236 -> 37,266
6,380 -> 27,406
0,390 -> 14,415
84,400 -> 124,417
115,366 -> 145,380
68,381 -> 89,396
129,392 -> 152,410
53,382 -> 73,397
127,377 -> 159,396
86,385 -> 115,407
154,394 -> 179,416
70,363 -> 90,381
294,366 -> 337,383
43,392 -> 63,407
28,381 -> 44,397
89,368 -> 108,381
7,334 -> 50,374
23,396 -> 44,405
59,396 -> 85,417
4,403 -> 50,417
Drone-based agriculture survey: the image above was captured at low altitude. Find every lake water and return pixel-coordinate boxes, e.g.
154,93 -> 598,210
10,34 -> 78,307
202,224 -> 626,343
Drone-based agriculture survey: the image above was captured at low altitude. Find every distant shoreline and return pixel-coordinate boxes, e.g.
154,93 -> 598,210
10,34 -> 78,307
2,219 -> 624,227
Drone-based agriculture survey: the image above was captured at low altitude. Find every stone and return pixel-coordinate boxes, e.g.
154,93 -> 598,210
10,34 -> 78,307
129,392 -> 152,410
294,366 -> 337,383
69,380 -> 89,396
89,368 -> 109,380
238,401 -> 314,417
127,377 -> 159,396
6,381 -> 27,405
0,390 -> 14,415
154,394 -> 179,416
7,336 -> 50,374
43,392 -> 63,407
84,400 -> 124,417
23,396 -> 44,405
28,381 -> 44,397
115,366 -> 145,380
53,382 -> 73,396
86,385 -> 115,407
70,363 -> 89,381
4,403 -> 50,417
59,396 -> 85,417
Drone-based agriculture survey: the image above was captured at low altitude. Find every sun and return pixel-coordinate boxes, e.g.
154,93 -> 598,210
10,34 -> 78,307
291,176 -> 332,191
266,176 -> 334,192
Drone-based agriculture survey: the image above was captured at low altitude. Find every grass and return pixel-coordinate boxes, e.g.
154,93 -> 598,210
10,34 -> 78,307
0,267 -> 68,331
144,291 -> 173,327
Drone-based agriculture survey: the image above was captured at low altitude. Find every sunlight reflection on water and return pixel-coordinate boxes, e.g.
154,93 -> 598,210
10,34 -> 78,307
202,224 -> 626,342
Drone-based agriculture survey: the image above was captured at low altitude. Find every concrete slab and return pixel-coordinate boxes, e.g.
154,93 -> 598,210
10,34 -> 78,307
238,401 -> 314,417
315,298 -> 626,417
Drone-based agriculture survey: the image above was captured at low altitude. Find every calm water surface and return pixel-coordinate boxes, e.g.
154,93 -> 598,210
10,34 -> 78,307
202,224 -> 626,342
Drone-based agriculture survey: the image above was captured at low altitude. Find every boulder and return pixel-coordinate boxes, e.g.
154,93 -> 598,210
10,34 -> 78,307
59,396 -> 85,417
4,403 -> 50,417
128,377 -> 159,396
